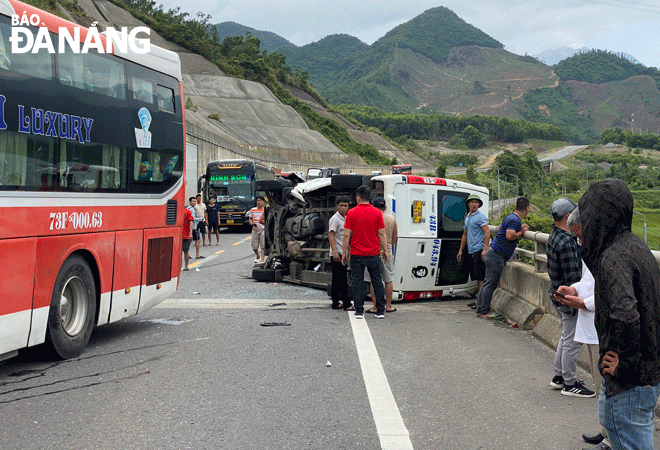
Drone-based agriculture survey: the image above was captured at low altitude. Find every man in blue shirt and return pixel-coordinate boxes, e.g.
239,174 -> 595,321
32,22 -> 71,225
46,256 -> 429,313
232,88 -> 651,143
457,194 -> 490,304
476,197 -> 529,317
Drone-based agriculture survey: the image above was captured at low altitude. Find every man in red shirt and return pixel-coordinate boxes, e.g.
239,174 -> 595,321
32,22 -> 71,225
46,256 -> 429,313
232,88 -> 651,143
182,207 -> 195,271
342,185 -> 388,318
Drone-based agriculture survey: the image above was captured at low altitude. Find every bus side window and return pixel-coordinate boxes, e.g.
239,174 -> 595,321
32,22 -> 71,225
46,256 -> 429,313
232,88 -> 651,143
0,21 -> 10,70
132,76 -> 154,104
156,85 -> 175,113
0,23 -> 53,79
58,46 -> 126,99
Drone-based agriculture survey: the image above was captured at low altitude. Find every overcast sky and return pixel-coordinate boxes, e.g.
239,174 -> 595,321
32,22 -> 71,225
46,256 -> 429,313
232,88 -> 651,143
158,0 -> 660,68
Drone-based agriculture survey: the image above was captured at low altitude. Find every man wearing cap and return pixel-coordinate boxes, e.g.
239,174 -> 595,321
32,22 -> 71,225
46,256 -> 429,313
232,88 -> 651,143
548,197 -> 595,398
457,194 -> 490,306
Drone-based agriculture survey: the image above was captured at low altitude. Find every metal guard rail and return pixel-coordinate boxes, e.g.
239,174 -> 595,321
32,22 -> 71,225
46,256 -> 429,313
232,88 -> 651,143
488,225 -> 660,273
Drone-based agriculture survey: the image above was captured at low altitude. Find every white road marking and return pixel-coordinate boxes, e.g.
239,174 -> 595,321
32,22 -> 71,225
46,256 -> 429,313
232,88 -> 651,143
349,313 -> 414,450
156,298 -> 329,309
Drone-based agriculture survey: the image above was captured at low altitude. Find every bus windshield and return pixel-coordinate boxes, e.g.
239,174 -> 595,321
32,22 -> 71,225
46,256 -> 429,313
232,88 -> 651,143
208,171 -> 254,202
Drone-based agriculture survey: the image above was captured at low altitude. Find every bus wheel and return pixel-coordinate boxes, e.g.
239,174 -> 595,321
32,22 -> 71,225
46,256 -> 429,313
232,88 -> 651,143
46,255 -> 97,359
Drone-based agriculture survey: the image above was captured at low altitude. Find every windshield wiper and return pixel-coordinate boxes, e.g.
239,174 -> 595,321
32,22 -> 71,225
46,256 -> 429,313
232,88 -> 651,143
229,196 -> 251,210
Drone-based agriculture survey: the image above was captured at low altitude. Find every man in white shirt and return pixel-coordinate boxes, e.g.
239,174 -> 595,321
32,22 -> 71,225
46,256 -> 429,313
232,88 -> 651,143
328,196 -> 352,310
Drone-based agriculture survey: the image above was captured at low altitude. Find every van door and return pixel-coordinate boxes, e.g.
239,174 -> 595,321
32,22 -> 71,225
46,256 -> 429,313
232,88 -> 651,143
392,186 -> 474,295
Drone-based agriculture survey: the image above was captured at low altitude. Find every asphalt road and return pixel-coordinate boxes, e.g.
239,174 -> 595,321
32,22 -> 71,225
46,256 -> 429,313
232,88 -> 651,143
2,228 -> 659,449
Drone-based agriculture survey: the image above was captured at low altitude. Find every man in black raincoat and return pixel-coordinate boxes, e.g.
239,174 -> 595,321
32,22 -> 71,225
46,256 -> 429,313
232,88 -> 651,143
579,178 -> 660,450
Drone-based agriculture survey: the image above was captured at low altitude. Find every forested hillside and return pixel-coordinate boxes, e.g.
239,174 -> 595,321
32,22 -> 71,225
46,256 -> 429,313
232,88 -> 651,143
555,50 -> 660,89
279,6 -> 505,110
214,22 -> 294,53
278,34 -> 370,95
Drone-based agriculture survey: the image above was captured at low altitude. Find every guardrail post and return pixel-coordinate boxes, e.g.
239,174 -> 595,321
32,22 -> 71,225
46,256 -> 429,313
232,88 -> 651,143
535,239 -> 547,273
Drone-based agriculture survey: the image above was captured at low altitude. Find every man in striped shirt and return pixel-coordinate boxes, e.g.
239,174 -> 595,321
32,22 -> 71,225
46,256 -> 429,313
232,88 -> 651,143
248,196 -> 266,264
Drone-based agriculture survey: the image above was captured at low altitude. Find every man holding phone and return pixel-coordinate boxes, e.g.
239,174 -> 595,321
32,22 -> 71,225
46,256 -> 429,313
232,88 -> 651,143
547,197 -> 595,398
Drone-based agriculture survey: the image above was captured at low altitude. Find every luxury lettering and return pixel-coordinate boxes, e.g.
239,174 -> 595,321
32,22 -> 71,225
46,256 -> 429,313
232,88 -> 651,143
17,105 -> 93,143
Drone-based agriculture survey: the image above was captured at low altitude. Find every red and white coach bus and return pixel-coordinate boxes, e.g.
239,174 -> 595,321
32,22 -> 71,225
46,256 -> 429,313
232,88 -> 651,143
0,0 -> 185,360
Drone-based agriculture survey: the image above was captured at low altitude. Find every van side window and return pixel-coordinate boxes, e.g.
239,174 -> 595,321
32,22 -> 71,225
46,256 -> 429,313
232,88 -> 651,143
437,192 -> 469,237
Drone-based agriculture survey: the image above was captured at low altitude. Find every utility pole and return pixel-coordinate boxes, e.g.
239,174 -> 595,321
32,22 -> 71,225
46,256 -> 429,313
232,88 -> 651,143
631,113 -> 634,133
497,167 -> 501,217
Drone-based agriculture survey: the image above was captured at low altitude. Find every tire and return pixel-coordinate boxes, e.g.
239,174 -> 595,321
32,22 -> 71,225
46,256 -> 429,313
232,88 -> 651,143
252,268 -> 283,282
45,255 -> 97,359
256,178 -> 292,191
326,282 -> 332,298
330,174 -> 364,190
252,267 -> 276,281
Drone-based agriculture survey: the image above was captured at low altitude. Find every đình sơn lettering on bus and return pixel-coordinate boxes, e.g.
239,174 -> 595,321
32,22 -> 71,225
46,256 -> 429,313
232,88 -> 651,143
0,0 -> 186,361
198,159 -> 275,227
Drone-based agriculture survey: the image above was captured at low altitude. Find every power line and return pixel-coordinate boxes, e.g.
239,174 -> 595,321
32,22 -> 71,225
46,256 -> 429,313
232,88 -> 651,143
579,0 -> 660,14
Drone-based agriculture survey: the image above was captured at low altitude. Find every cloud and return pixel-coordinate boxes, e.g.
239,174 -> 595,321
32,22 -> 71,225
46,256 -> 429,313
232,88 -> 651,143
158,0 -> 660,67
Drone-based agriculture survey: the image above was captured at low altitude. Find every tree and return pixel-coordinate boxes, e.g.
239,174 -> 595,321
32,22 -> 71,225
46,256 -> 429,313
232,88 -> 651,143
466,166 -> 478,184
461,125 -> 487,149
436,164 -> 447,178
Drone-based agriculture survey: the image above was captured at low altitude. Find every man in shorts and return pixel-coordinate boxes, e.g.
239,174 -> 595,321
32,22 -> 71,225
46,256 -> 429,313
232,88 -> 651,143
195,193 -> 207,246
187,197 -> 204,259
205,196 -> 220,246
248,196 -> 266,264
457,194 -> 490,308
365,197 -> 398,314
182,205 -> 195,271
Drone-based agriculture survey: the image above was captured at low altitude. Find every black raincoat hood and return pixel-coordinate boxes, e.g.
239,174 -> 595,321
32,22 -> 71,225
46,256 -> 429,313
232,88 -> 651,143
578,178 -> 633,276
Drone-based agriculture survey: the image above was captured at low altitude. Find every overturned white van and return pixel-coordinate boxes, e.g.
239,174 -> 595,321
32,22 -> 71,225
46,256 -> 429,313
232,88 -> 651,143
253,174 -> 489,301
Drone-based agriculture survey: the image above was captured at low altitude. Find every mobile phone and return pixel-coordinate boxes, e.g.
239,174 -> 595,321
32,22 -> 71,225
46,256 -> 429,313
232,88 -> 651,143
548,288 -> 566,299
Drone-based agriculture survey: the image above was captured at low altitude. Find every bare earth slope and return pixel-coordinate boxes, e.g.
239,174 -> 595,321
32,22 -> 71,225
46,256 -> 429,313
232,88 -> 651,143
392,46 -> 559,118
73,0 -> 348,158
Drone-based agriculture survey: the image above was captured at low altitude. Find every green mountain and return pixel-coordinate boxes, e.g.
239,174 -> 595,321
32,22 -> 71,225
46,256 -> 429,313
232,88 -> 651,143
277,34 -> 369,94
213,21 -> 294,52
554,49 -> 660,88
278,6 -> 505,110
369,6 -> 503,64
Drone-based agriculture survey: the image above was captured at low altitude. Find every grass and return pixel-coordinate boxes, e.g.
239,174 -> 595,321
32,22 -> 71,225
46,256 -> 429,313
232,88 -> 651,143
632,210 -> 660,251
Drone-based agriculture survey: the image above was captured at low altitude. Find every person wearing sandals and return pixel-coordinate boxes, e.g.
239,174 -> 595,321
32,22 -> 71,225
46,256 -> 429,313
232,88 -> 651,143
457,194 -> 489,310
182,206 -> 195,271
476,197 -> 529,318
187,197 -> 205,260
366,197 -> 398,314
328,196 -> 352,311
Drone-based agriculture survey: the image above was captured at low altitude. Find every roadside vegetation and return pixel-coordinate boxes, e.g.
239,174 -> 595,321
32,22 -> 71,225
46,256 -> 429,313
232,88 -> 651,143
96,0 -> 391,164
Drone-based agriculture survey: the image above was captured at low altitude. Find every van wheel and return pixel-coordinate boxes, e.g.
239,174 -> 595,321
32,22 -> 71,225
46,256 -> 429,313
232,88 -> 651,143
256,178 -> 292,191
45,255 -> 97,359
252,268 -> 283,282
330,174 -> 364,189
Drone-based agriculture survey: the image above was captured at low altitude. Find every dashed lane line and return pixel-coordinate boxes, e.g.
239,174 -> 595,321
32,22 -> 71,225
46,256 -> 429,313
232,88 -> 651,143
349,312 -> 414,450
